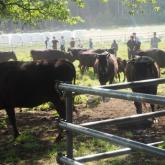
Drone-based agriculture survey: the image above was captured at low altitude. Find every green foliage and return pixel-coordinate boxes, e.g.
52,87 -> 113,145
159,136 -> 165,149
124,0 -> 159,15
74,95 -> 88,104
0,0 -> 160,25
35,102 -> 54,111
0,117 -> 7,129
0,0 -> 84,24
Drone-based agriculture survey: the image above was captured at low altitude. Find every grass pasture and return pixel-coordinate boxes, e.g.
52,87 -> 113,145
0,26 -> 165,164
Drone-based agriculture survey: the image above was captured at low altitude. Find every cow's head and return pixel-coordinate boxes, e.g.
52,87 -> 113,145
96,53 -> 109,85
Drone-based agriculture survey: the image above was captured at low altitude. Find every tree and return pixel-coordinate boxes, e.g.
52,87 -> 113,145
0,0 -> 159,25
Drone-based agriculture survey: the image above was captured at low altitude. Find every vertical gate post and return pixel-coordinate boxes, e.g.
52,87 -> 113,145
65,91 -> 73,159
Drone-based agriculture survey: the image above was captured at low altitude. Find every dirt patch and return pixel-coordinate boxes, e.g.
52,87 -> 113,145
0,98 -> 165,164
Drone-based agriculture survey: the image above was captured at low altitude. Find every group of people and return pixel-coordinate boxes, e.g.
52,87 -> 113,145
44,36 -> 83,51
44,32 -> 161,58
45,36 -> 66,51
127,32 -> 161,59
44,36 -> 96,51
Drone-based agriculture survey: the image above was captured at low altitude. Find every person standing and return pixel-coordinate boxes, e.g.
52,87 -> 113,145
111,40 -> 118,56
150,32 -> 161,48
127,35 -> 136,59
77,39 -> 83,48
133,32 -> 141,52
60,36 -> 65,51
52,36 -> 59,50
69,37 -> 75,48
89,38 -> 93,49
45,37 -> 49,49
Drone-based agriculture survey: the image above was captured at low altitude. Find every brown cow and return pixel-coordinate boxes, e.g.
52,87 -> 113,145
69,48 -> 115,74
0,51 -> 17,62
31,49 -> 75,62
125,56 -> 160,114
94,52 -> 118,85
0,59 -> 76,139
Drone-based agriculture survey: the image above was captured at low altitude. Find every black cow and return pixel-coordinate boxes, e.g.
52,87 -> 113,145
0,51 -> 17,62
31,49 -> 75,62
136,48 -> 165,68
94,52 -> 118,85
125,56 -> 160,114
0,59 -> 76,139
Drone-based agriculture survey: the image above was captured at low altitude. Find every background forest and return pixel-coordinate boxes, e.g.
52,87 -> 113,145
1,0 -> 165,33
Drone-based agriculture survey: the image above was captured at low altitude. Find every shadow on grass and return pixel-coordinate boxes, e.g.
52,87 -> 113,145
0,110 -> 66,164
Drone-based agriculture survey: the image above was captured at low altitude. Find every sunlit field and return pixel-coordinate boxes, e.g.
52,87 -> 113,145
0,26 -> 165,164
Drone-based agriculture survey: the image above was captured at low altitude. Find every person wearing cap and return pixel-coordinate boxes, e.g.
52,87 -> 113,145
132,32 -> 141,52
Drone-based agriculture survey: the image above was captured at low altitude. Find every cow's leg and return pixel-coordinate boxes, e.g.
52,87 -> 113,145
150,104 -> 155,112
5,107 -> 19,139
123,71 -> 126,82
81,66 -> 85,74
52,96 -> 66,142
85,66 -> 88,73
134,101 -> 142,114
151,103 -> 158,123
150,88 -> 159,123
109,74 -> 115,84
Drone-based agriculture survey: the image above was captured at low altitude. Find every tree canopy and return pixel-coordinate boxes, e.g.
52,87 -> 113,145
0,0 -> 159,25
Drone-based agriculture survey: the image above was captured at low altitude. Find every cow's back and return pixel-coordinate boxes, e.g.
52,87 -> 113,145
0,51 -> 17,62
126,56 -> 160,93
0,60 -> 76,108
31,49 -> 74,62
137,48 -> 165,68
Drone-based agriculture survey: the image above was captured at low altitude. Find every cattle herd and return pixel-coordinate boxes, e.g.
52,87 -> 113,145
0,47 -> 164,139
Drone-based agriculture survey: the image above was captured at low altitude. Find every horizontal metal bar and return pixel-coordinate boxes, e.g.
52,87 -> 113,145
75,141 -> 164,163
81,110 -> 165,127
59,156 -> 83,165
58,83 -> 165,105
98,78 -> 165,90
59,121 -> 165,157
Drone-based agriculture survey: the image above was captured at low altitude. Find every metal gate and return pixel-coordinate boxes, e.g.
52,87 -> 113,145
56,78 -> 165,165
